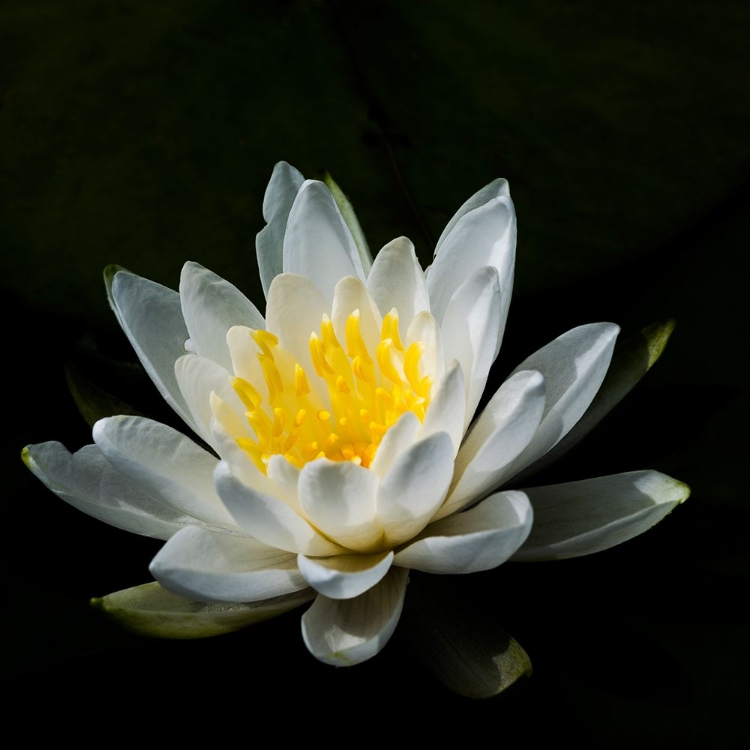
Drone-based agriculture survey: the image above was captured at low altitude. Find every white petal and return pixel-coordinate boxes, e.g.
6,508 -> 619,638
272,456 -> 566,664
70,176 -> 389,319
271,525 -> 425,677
377,432 -> 454,547
513,471 -> 690,561
265,273 -> 330,377
256,161 -> 305,296
209,392 -> 273,497
367,236 -> 430,328
266,454 -> 303,514
297,551 -> 393,600
331,276 -> 382,356
394,491 -> 532,574
179,261 -> 265,371
502,322 -> 620,480
22,442 -> 191,539
418,362 -> 466,456
92,415 -> 236,529
214,461 -> 344,556
368,411 -> 420,479
428,184 -> 515,331
405,310 -> 445,387
108,269 -> 196,432
438,370 -> 546,519
434,178 -> 511,251
150,525 -> 307,602
175,354 -> 243,450
283,180 -> 365,301
440,266 -> 501,426
226,325 -> 267,388
298,459 -> 382,551
301,567 -> 409,666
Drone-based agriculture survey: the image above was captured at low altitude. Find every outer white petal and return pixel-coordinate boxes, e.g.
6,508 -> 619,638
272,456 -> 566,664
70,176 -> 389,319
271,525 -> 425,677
377,432 -> 454,547
368,411 -> 420,479
214,461 -> 344,556
437,370 -> 546,520
265,273 -> 331,377
501,322 -> 620,480
297,551 -> 394,600
298,459 -> 383,551
107,269 -> 196,433
428,183 -> 515,333
367,236 -> 430,330
256,160 -> 305,295
92,415 -> 237,529
175,354 -> 244,450
394,491 -> 532,574
440,266 -> 501,426
179,261 -> 265,371
282,180 -> 365,301
513,471 -> 690,561
22,442 -> 191,539
418,361 -> 466,456
150,525 -> 307,603
301,567 -> 409,666
434,178 -> 511,251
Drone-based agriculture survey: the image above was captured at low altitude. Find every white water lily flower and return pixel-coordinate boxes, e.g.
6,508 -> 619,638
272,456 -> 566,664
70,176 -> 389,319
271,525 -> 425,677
23,162 -> 689,666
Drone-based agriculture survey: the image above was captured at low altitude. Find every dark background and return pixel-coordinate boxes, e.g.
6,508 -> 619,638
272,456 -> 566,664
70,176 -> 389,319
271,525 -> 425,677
2,0 -> 748,743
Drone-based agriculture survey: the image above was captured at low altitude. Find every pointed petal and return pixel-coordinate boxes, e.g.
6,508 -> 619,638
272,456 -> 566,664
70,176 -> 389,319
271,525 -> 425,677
265,273 -> 330,376
368,411 -> 420,479
513,471 -> 690,561
418,362 -> 466,456
516,319 -> 676,483
22,443 -> 189,539
438,370 -> 545,519
297,551 -> 393,600
428,183 -> 515,330
440,266 -> 501,426
377,432 -> 454,547
214,461 -> 344,556
298,459 -> 382,551
394,491 -> 532,573
92,581 -> 314,639
107,269 -> 195,431
283,180 -> 365,301
301,567 -> 409,666
367,237 -> 430,327
256,161 -> 305,296
434,178 -> 511,251
179,261 -> 264,371
92,415 -> 235,529
502,322 -> 620,481
150,525 -> 306,602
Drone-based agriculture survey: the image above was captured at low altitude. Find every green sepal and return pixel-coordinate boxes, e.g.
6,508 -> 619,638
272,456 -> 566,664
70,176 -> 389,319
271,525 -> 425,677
65,360 -> 144,427
323,171 -> 373,273
402,573 -> 532,699
91,581 -> 315,639
515,318 -> 676,482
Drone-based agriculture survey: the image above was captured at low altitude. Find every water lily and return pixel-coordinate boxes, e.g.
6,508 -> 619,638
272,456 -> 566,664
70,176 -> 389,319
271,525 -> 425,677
22,162 -> 689,668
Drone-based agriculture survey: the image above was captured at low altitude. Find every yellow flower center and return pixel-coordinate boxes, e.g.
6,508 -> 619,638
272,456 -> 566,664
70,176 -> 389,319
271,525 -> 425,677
232,309 -> 432,474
